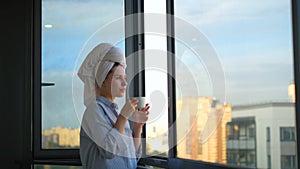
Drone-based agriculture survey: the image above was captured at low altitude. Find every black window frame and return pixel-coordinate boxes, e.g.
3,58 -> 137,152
33,0 -> 81,163
32,0 -> 300,168
32,0 -> 140,166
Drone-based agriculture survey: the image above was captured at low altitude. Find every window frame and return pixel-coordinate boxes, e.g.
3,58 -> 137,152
32,5 -> 84,160
292,0 -> 300,167
32,0 -> 139,165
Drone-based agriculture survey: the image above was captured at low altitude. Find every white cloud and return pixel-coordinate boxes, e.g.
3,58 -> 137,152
175,0 -> 290,26
42,71 -> 82,129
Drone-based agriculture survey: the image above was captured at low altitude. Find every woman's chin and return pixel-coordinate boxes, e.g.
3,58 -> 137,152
114,92 -> 125,98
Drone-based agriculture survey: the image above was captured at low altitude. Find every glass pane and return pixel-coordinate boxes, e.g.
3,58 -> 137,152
174,0 -> 295,168
42,0 -> 124,149
34,165 -> 82,169
144,0 -> 168,156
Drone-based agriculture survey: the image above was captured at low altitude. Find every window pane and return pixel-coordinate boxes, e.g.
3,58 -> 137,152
41,0 -> 124,149
281,127 -> 296,141
144,0 -> 168,156
281,155 -> 297,169
174,0 -> 295,168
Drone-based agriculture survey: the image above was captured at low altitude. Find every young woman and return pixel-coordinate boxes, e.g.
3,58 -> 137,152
78,43 -> 150,169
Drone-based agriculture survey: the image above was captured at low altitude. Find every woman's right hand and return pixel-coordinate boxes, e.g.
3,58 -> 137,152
120,98 -> 138,119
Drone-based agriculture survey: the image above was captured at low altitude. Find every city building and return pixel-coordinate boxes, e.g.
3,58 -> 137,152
227,102 -> 296,169
42,126 -> 80,148
176,97 -> 232,163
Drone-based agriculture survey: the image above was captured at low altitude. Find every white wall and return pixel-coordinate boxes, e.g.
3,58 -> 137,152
232,103 -> 295,169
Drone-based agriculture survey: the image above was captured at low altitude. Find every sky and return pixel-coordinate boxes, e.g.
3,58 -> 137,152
41,0 -> 294,129
174,0 -> 293,104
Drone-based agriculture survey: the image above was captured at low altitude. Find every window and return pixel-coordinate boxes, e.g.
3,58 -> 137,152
281,155 -> 297,169
267,127 -> 270,142
144,0 -> 169,157
248,124 -> 255,139
171,0 -> 295,168
35,0 -> 126,160
280,127 -> 296,141
33,0 -> 300,168
267,155 -> 271,169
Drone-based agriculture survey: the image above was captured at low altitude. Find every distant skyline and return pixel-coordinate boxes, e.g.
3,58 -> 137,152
42,0 -> 293,129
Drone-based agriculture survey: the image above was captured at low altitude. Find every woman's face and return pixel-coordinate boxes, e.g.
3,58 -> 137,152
107,65 -> 127,98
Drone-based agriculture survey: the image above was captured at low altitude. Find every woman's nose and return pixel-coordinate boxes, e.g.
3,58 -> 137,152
122,79 -> 127,86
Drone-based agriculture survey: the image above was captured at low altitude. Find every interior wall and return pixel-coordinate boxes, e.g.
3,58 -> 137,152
0,0 -> 32,168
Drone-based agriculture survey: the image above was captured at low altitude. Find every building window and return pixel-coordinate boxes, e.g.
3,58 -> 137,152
227,150 -> 256,167
186,139 -> 192,155
267,155 -> 271,169
280,127 -> 296,141
281,155 -> 297,169
267,127 -> 270,142
248,125 -> 255,139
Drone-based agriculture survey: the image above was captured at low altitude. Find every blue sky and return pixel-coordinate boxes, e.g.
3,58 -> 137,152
175,0 -> 293,104
41,0 -> 293,129
42,0 -> 125,129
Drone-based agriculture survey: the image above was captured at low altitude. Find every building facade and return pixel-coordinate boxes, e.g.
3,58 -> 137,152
228,102 -> 296,169
176,97 -> 232,163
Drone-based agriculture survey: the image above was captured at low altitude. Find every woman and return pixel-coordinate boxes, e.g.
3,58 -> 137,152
78,43 -> 150,169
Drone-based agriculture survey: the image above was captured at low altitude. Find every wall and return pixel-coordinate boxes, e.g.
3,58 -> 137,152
0,0 -> 32,168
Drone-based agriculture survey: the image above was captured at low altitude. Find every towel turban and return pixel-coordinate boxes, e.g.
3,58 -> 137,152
78,43 -> 126,106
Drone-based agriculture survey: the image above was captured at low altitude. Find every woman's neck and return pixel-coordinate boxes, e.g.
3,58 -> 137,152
96,84 -> 115,102
100,93 -> 115,102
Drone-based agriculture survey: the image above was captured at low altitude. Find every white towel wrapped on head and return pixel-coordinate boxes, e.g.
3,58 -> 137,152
77,43 -> 126,106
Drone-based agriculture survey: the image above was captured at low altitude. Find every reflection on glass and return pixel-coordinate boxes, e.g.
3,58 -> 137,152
145,165 -> 165,169
41,0 -> 124,149
174,0 -> 295,168
34,165 -> 82,169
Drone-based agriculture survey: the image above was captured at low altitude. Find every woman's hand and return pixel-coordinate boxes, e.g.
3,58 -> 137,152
120,98 -> 138,119
133,104 -> 150,131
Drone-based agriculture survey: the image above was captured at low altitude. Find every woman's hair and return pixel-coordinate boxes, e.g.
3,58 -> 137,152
95,62 -> 121,88
106,62 -> 121,78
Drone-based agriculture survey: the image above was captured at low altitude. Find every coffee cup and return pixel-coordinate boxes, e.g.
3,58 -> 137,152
133,97 -> 147,109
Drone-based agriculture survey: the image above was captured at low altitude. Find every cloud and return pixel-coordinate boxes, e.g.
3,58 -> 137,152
175,0 -> 290,26
172,0 -> 293,105
42,71 -> 81,129
42,0 -> 123,31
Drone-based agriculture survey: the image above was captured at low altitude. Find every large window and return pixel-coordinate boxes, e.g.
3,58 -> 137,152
34,0 -> 300,169
173,0 -> 295,168
35,0 -> 125,159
